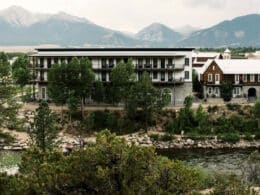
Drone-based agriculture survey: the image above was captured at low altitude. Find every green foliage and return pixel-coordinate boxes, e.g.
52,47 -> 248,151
12,55 -> 30,89
254,99 -> 260,130
109,59 -> 135,104
48,57 -> 95,120
226,103 -> 241,111
126,72 -> 170,128
255,131 -> 260,140
0,130 -> 203,194
207,105 -> 219,113
212,174 -> 251,195
244,133 -> 254,141
0,131 -> 15,144
149,133 -> 159,141
92,80 -> 105,103
0,52 -> 20,128
220,82 -> 233,102
218,132 -> 240,143
29,101 -> 59,152
160,134 -> 175,141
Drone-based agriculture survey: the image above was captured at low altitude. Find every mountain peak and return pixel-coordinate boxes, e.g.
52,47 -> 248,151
0,6 -> 49,26
53,11 -> 90,23
136,23 -> 181,43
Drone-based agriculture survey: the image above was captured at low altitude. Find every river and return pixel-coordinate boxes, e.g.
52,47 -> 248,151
157,148 -> 259,175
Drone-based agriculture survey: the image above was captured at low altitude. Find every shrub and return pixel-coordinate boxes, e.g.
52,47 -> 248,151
226,103 -> 241,111
149,134 -> 159,141
218,132 -> 240,143
244,133 -> 254,141
0,131 -> 15,144
165,119 -> 177,134
255,132 -> 260,140
160,134 -> 175,142
207,105 -> 219,113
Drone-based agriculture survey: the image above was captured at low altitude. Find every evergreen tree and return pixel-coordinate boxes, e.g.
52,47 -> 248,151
221,81 -> 233,102
0,52 -> 20,128
29,101 -> 59,152
126,72 -> 170,127
110,59 -> 135,104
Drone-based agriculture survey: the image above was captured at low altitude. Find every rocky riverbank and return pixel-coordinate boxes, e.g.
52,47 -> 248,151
124,134 -> 260,150
1,132 -> 260,151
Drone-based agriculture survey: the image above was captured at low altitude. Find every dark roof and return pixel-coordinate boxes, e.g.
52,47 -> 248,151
36,48 -> 194,52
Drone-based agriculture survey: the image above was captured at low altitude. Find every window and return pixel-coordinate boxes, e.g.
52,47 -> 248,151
145,58 -> 151,68
243,74 -> 247,82
168,72 -> 173,81
235,74 -> 239,82
212,65 -> 215,70
234,87 -> 240,95
185,71 -> 189,80
109,58 -> 114,68
101,59 -> 107,68
215,74 -> 220,82
138,58 -> 143,68
161,72 -> 165,81
168,58 -> 173,66
215,87 -> 219,95
250,74 -> 255,82
185,58 -> 190,66
258,74 -> 260,82
40,58 -> 44,68
153,58 -> 158,68
208,74 -> 213,82
153,72 -> 158,79
47,58 -> 52,68
208,87 -> 212,94
161,59 -> 165,68
101,73 -> 106,82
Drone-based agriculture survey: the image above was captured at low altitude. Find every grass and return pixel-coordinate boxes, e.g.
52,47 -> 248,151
0,151 -> 21,168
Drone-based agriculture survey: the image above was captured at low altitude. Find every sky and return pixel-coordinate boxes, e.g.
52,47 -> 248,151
1,0 -> 260,32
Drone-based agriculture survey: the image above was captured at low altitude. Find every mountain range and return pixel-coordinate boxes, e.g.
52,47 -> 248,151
0,6 -> 260,48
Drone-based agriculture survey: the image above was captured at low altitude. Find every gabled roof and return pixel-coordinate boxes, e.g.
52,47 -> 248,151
204,59 -> 260,74
192,52 -> 220,58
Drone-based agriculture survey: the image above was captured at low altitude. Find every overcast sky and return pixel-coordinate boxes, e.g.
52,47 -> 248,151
1,0 -> 260,32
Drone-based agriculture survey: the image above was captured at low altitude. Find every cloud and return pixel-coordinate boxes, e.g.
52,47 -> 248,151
183,0 -> 227,8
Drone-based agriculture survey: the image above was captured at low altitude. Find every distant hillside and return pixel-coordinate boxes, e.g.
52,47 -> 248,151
0,6 -> 260,48
178,14 -> 260,47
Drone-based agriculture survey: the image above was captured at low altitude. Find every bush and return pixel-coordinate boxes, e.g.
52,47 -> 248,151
0,131 -> 15,144
244,133 -> 254,141
218,132 -> 240,143
207,105 -> 219,113
160,134 -> 175,141
149,134 -> 159,141
255,131 -> 260,140
226,103 -> 241,111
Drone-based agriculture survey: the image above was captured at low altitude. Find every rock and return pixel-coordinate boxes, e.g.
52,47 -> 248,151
186,139 -> 195,145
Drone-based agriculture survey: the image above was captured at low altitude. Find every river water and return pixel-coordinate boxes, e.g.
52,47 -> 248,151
157,148 -> 259,175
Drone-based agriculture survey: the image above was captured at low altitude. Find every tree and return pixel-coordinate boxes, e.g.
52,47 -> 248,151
110,59 -> 135,104
220,81 -> 233,102
29,101 -> 59,152
12,55 -> 30,97
192,69 -> 203,98
4,130 -> 202,194
48,58 -> 95,120
126,72 -> 170,127
92,80 -> 105,103
254,99 -> 260,129
48,62 -> 68,121
0,52 -> 20,128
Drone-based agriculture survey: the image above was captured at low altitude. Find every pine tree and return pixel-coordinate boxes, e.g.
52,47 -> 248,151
29,101 -> 59,152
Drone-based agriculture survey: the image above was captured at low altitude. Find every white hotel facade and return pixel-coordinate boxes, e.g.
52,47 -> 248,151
29,48 -> 193,105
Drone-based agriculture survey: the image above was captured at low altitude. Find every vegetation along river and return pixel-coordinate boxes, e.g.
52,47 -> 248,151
0,148 -> 259,175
